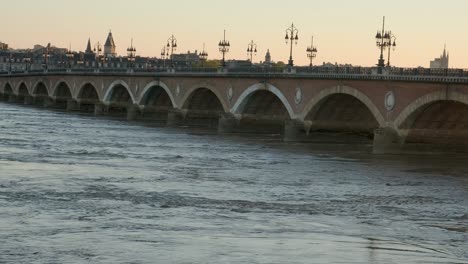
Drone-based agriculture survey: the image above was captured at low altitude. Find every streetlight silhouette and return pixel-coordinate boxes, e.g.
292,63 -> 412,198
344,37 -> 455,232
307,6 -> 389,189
127,38 -> 136,69
43,43 -> 50,71
306,36 -> 318,67
66,44 -> 74,70
93,42 -> 102,69
199,43 -> 208,67
167,35 -> 177,67
387,32 -> 397,67
161,45 -> 169,68
218,30 -> 230,67
247,40 -> 257,63
375,16 -> 393,72
285,23 -> 299,66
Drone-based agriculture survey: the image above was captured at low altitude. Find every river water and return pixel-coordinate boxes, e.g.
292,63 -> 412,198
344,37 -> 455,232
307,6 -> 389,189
0,102 -> 467,264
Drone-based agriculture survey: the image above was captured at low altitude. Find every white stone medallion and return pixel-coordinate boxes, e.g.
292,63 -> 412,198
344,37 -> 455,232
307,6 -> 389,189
176,84 -> 180,97
385,91 -> 395,111
295,87 -> 303,105
227,86 -> 233,102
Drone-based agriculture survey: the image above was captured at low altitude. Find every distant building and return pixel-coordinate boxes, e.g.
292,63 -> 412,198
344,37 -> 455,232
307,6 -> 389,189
104,31 -> 117,58
171,50 -> 200,66
430,46 -> 449,69
227,59 -> 252,68
84,38 -> 95,64
264,49 -> 272,65
0,42 -> 8,50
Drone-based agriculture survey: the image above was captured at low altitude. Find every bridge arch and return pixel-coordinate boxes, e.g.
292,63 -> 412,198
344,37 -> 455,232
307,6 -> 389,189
32,81 -> 49,96
180,84 -> 228,112
301,86 -> 385,131
231,83 -> 295,119
138,81 -> 176,108
395,90 -> 468,130
103,80 -> 136,105
3,82 -> 14,94
77,82 -> 100,102
53,81 -> 73,99
17,82 -> 30,97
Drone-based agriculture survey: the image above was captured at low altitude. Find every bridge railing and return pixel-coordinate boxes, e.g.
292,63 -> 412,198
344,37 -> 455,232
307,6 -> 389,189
2,66 -> 468,82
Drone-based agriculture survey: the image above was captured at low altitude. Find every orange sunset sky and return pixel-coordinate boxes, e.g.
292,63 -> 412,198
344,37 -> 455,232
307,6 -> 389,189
2,0 -> 468,68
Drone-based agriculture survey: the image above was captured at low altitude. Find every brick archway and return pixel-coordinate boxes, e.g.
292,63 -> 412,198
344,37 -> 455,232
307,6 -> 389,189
103,80 -> 136,104
300,85 -> 386,127
138,80 -> 176,108
395,90 -> 468,131
231,83 -> 295,119
179,83 -> 229,113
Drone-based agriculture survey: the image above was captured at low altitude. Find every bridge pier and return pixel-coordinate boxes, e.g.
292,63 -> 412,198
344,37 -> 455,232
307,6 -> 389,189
43,97 -> 55,108
94,104 -> 106,116
126,104 -> 140,121
23,96 -> 33,105
66,99 -> 80,111
284,119 -> 305,142
167,109 -> 185,127
7,95 -> 18,103
218,113 -> 238,133
373,127 -> 403,154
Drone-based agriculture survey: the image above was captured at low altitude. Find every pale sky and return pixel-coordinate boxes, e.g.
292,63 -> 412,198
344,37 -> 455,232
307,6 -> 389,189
2,0 -> 468,68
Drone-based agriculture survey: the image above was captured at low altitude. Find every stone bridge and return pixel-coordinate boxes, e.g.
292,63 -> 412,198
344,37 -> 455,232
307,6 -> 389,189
1,71 -> 468,153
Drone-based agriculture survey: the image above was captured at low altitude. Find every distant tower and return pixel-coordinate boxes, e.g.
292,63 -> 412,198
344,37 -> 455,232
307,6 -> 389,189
84,38 -> 95,63
430,45 -> 449,69
85,38 -> 93,54
441,45 -> 449,68
104,31 -> 117,58
265,49 -> 272,64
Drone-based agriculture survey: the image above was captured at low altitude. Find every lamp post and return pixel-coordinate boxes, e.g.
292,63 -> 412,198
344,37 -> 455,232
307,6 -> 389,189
66,44 -> 74,70
247,40 -> 257,63
387,32 -> 397,67
167,35 -> 177,67
8,53 -> 12,73
285,23 -> 299,66
161,45 -> 169,69
127,38 -> 136,69
199,43 -> 208,67
218,30 -> 230,67
23,55 -> 31,72
43,44 -> 50,71
94,42 -> 102,69
306,36 -> 318,67
375,16 -> 392,73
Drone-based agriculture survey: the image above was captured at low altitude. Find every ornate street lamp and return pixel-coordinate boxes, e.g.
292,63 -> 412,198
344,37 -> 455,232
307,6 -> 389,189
218,30 -> 230,67
23,55 -> 31,72
375,16 -> 393,72
66,44 -> 74,70
306,36 -> 318,67
127,38 -> 136,69
43,44 -> 50,70
285,23 -> 299,66
8,52 -> 12,73
199,43 -> 208,67
161,45 -> 169,68
94,42 -> 102,69
387,32 -> 397,67
247,40 -> 257,63
167,35 -> 177,67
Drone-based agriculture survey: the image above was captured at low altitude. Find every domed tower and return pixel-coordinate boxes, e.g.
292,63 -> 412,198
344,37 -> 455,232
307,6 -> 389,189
264,49 -> 272,65
104,31 -> 116,58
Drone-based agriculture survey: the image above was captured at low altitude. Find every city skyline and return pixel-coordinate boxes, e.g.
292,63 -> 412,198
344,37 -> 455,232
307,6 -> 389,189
2,0 -> 468,68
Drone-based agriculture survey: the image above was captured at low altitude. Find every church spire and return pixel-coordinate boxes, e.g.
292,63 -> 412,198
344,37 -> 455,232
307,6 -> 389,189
85,38 -> 93,53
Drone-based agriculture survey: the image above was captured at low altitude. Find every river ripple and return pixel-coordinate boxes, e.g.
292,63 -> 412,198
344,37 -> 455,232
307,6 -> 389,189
0,102 -> 467,264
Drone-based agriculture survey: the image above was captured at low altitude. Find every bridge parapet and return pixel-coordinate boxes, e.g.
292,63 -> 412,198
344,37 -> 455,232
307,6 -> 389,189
2,67 -> 468,84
